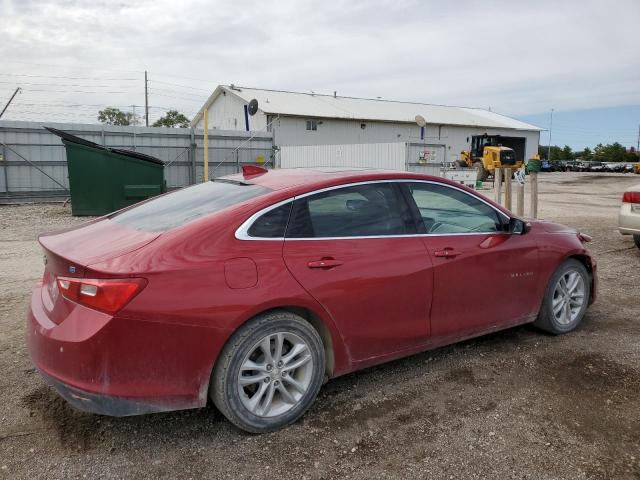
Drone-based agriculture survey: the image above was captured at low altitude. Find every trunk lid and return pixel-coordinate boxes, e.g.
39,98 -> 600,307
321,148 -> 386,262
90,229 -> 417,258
39,218 -> 160,269
38,219 -> 159,324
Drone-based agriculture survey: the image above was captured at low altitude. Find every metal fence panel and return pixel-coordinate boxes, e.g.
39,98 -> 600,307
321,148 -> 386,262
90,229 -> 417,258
0,121 -> 273,202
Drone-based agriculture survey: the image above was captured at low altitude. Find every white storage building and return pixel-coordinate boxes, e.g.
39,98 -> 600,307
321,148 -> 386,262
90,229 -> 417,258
191,85 -> 542,169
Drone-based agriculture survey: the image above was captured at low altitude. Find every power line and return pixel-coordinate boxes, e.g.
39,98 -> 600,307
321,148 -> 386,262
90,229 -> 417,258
149,79 -> 211,92
6,88 -> 131,94
0,72 -> 137,81
148,71 -> 215,84
149,91 -> 208,102
0,80 -> 140,88
148,86 -> 208,97
1,60 -> 144,74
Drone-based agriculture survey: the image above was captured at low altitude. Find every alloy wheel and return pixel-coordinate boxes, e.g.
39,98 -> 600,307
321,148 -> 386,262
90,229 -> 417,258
552,270 -> 586,325
237,332 -> 314,417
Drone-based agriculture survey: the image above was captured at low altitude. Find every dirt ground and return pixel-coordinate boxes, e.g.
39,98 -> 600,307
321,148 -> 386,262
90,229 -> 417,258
1,172 -> 639,479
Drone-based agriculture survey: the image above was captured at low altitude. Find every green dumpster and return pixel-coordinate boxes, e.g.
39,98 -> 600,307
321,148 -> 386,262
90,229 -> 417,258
46,127 -> 166,216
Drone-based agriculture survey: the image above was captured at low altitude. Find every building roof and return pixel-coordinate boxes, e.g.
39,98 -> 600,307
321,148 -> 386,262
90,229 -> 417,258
192,85 -> 542,131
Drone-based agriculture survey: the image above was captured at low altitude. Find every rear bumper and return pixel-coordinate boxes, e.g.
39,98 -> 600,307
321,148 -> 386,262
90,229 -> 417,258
619,203 -> 640,235
27,285 -> 225,416
39,370 -> 175,416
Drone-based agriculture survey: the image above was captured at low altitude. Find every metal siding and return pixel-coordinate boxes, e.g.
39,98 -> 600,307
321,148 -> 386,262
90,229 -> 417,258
0,121 -> 273,201
280,142 -> 406,170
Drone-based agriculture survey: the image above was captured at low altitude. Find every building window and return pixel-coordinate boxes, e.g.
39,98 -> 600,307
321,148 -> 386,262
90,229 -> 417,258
306,120 -> 317,131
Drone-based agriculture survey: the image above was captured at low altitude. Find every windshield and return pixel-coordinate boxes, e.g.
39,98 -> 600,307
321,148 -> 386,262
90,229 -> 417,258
111,180 -> 271,232
501,151 -> 516,162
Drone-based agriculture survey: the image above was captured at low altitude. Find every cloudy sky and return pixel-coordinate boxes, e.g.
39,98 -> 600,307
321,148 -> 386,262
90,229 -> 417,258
1,0 -> 639,148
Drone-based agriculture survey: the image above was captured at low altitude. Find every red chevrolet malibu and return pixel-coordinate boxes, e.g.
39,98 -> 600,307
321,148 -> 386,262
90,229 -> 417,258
28,167 -> 596,432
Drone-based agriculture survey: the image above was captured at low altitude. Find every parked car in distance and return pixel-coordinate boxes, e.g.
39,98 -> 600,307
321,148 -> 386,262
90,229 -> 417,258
619,183 -> 640,249
540,160 -> 563,172
28,167 -> 597,432
588,162 -> 605,172
604,162 -> 626,173
574,161 -> 590,172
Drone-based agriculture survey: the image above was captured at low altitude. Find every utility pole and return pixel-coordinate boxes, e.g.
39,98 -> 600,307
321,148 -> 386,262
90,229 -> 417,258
0,87 -> 21,119
637,123 -> 639,152
547,108 -> 554,160
144,70 -> 149,127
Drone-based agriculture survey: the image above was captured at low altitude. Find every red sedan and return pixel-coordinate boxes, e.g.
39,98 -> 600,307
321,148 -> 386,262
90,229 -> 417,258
28,167 -> 596,432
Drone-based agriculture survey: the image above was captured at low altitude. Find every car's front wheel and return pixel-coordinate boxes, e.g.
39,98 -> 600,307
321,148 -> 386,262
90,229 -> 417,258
534,259 -> 591,334
211,310 -> 325,433
634,234 -> 640,250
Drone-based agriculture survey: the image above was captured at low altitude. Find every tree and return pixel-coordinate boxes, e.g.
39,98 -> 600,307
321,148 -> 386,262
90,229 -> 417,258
594,142 -> 626,162
578,147 -> 593,161
97,107 -> 139,126
541,143 -> 636,162
561,145 -> 573,160
152,110 -> 190,128
624,150 -> 639,163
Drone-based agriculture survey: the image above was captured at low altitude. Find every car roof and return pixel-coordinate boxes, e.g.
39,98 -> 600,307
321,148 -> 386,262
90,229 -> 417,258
223,167 -> 446,193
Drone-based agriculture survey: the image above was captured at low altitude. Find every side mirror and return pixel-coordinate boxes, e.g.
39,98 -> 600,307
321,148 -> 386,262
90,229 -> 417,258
508,218 -> 530,235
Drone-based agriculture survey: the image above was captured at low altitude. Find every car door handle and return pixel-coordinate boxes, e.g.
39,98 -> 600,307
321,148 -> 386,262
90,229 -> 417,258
307,259 -> 343,269
433,248 -> 460,258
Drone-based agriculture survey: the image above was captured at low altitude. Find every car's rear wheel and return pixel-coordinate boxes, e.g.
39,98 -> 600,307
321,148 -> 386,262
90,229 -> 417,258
534,259 -> 590,334
634,234 -> 640,250
211,310 -> 325,433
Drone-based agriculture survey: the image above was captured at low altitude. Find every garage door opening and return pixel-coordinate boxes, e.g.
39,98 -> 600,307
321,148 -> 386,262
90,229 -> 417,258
471,135 -> 527,162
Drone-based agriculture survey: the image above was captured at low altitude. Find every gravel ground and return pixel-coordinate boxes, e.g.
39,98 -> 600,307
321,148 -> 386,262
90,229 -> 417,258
1,172 -> 639,479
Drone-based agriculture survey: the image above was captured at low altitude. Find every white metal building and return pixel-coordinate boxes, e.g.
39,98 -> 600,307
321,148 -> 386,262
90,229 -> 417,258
191,85 -> 542,168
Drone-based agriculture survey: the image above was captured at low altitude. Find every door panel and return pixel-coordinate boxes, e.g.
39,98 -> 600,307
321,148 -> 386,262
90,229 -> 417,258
400,181 -> 540,339
283,237 -> 433,361
422,233 -> 539,338
282,181 -> 433,362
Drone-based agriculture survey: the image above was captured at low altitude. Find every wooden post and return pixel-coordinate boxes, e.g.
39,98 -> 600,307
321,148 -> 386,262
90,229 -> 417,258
530,171 -> 538,218
203,107 -> 209,182
516,183 -> 525,216
494,167 -> 503,206
504,168 -> 512,211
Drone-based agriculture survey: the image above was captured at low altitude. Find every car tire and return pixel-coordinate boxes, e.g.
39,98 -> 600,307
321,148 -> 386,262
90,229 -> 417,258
534,259 -> 591,335
634,234 -> 640,250
210,310 -> 325,433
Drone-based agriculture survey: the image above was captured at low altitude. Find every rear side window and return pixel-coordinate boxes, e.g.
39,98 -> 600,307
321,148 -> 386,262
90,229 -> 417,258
112,180 -> 271,232
286,183 -> 413,238
247,203 -> 292,238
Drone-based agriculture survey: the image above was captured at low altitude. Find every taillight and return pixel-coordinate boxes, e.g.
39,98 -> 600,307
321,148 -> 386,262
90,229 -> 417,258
57,277 -> 147,314
622,191 -> 640,204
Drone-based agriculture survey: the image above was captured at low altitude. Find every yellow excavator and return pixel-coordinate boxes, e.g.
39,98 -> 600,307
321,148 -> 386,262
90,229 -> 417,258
458,135 -> 524,181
